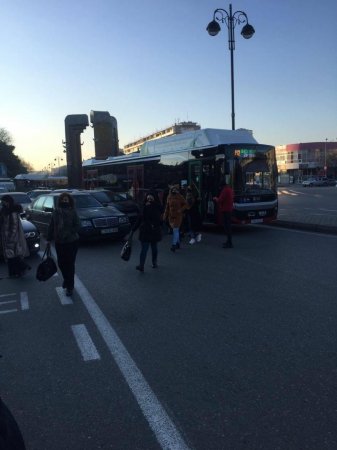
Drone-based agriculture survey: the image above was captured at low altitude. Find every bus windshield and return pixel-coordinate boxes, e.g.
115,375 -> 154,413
233,153 -> 275,194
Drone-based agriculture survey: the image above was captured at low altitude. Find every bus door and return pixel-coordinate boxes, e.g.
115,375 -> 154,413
127,165 -> 144,204
188,160 -> 203,214
188,160 -> 202,195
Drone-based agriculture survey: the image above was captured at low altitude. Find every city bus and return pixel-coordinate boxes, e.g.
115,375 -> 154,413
82,128 -> 278,225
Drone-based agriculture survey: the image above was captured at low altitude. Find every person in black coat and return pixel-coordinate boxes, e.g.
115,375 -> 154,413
134,193 -> 162,272
0,396 -> 26,449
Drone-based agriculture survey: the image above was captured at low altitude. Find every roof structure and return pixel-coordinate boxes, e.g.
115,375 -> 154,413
82,128 -> 259,166
139,128 -> 258,156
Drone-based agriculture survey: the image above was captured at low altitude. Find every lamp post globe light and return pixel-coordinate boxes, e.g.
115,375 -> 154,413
207,3 -> 255,130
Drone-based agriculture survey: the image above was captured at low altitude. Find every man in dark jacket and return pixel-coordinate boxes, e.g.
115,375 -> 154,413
46,193 -> 80,296
134,193 -> 163,272
213,180 -> 234,248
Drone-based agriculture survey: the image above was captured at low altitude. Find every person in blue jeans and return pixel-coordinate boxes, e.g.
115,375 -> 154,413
163,186 -> 187,252
134,193 -> 163,272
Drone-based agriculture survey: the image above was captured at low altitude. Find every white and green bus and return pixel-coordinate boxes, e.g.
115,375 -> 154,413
83,128 -> 278,225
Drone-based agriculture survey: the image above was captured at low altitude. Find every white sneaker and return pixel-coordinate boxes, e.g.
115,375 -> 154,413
189,238 -> 196,244
196,234 -> 202,242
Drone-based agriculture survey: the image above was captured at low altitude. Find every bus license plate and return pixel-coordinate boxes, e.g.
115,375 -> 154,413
101,227 -> 118,234
251,218 -> 263,224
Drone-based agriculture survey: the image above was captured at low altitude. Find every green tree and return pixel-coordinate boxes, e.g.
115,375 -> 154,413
0,127 -> 29,177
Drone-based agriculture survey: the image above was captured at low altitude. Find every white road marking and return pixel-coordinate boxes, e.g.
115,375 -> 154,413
55,287 -> 73,305
0,309 -> 17,314
71,324 -> 101,361
280,190 -> 298,196
74,275 -> 191,450
20,292 -> 29,310
0,293 -> 15,298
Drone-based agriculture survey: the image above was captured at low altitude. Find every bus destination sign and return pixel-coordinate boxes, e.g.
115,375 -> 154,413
234,149 -> 257,158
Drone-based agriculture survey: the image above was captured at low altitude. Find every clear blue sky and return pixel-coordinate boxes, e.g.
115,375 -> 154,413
1,0 -> 336,170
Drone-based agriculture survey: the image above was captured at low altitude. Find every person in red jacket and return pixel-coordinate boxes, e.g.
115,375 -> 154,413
213,179 -> 234,248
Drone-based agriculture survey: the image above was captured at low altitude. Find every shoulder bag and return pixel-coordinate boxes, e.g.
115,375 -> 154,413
36,244 -> 57,281
120,231 -> 134,262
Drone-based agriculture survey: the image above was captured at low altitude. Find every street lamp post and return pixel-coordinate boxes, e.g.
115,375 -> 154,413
324,138 -> 328,177
207,4 -> 255,130
54,156 -> 64,176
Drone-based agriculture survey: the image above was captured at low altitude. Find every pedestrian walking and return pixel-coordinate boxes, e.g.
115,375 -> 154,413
163,185 -> 187,252
134,193 -> 163,272
185,185 -> 202,244
0,194 -> 30,278
46,193 -> 80,296
213,179 -> 234,248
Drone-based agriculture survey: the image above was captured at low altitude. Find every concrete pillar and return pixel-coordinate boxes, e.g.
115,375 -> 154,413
64,115 -> 89,188
90,111 -> 119,159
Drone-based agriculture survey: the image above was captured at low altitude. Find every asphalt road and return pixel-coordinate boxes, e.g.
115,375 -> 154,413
1,221 -> 337,450
278,185 -> 337,220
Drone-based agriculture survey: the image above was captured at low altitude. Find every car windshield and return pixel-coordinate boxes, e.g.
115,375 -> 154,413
2,193 -> 31,203
91,191 -> 111,203
29,190 -> 51,198
105,192 -> 129,202
72,194 -> 103,208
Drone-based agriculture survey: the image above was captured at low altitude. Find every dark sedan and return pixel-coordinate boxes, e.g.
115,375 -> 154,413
84,190 -> 140,225
21,219 -> 41,254
26,192 -> 131,240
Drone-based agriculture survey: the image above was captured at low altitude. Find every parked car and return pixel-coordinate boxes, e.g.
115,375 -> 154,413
302,177 -> 336,187
0,192 -> 32,216
0,218 -> 40,258
85,190 -> 140,225
21,218 -> 41,254
26,192 -> 131,240
26,189 -> 52,200
321,177 -> 336,186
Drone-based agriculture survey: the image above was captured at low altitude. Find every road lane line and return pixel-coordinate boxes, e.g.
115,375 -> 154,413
0,293 -> 16,298
0,309 -> 17,314
74,276 -> 191,450
55,287 -> 73,305
20,292 -> 29,310
71,324 -> 101,361
0,300 -> 16,305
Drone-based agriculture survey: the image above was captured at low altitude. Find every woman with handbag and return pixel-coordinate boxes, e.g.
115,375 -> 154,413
0,194 -> 30,278
46,193 -> 80,296
133,192 -> 163,273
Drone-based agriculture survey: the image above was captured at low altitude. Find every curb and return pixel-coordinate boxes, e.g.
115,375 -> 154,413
269,220 -> 337,235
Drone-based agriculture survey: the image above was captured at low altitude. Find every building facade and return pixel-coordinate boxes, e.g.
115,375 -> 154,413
123,121 -> 201,154
276,141 -> 337,182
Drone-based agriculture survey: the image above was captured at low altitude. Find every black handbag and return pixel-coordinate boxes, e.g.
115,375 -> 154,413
36,245 -> 57,281
120,231 -> 134,262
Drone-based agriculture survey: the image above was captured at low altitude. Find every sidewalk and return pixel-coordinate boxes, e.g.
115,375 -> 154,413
271,211 -> 337,235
